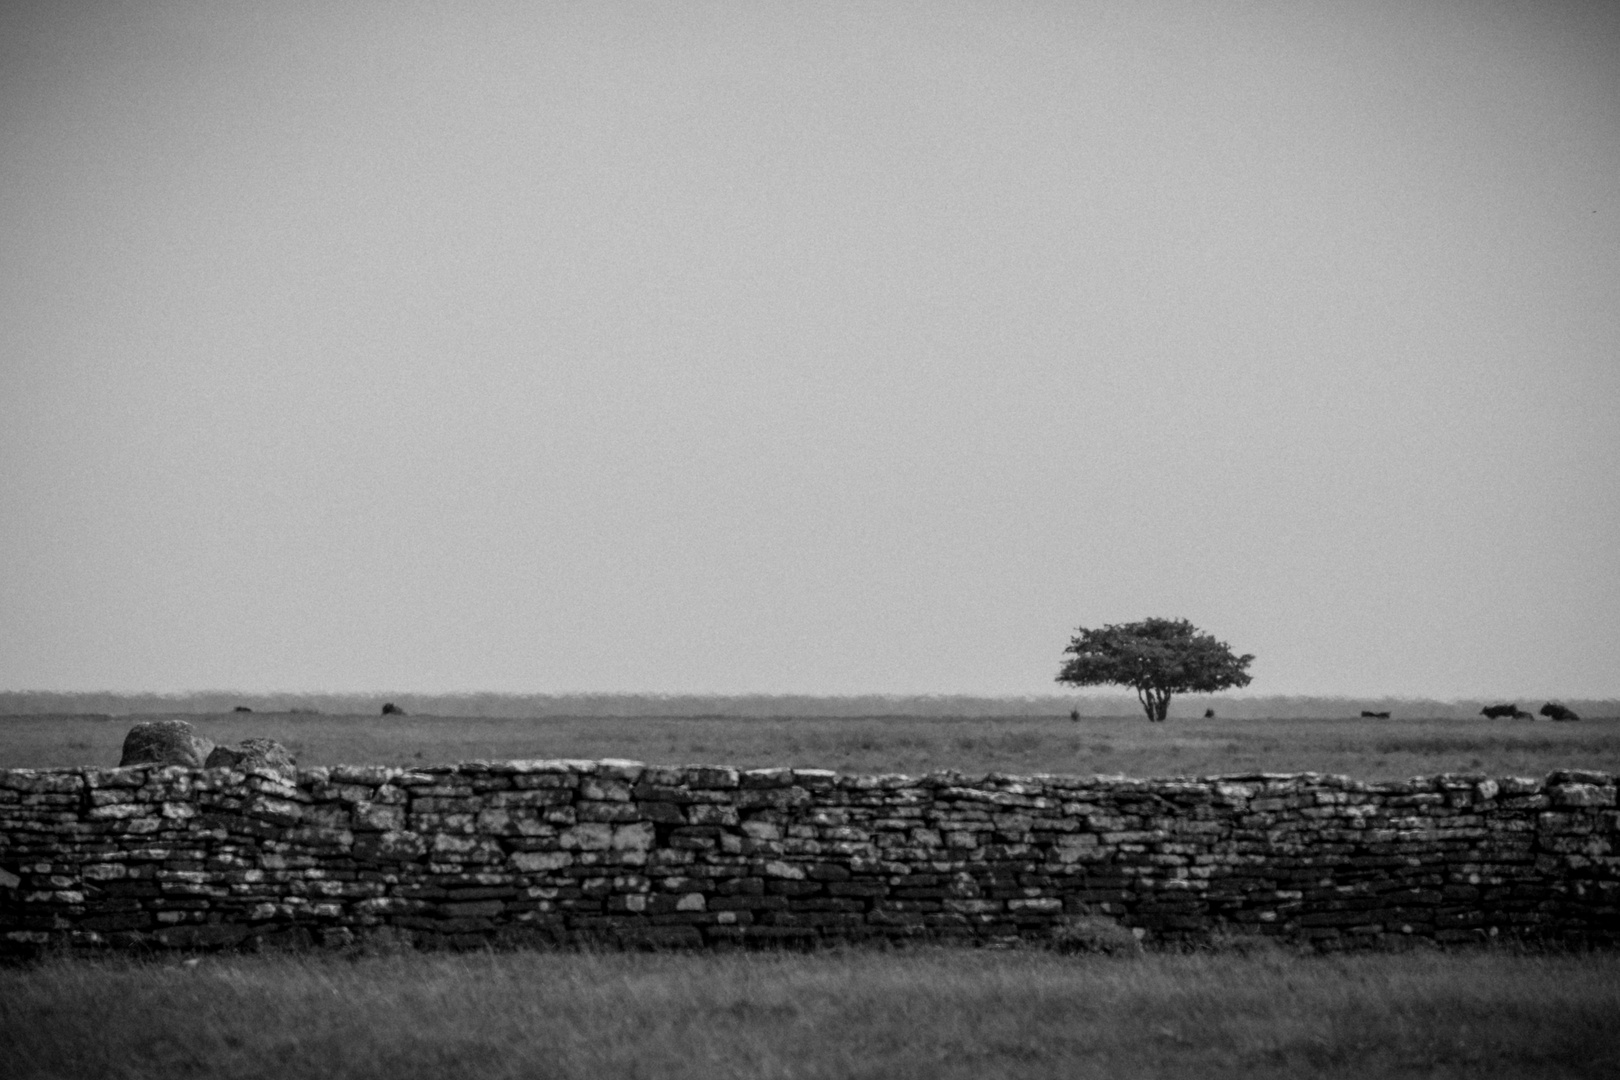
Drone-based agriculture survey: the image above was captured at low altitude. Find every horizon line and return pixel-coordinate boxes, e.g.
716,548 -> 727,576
4,690 -> 1614,704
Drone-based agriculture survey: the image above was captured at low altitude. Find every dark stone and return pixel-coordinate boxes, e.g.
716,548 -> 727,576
155,923 -> 251,949
441,886 -> 519,900
253,927 -> 315,951
381,702 -> 406,716
82,913 -> 155,932
118,720 -> 214,768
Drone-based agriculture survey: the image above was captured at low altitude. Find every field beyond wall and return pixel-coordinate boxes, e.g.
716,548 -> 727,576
5,710 -> 1619,1078
3,710 -> 1618,780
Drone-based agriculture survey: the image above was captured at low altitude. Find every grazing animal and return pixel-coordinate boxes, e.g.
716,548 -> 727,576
381,702 -> 406,716
1540,702 -> 1580,722
1204,708 -> 1215,718
1069,709 -> 1080,723
1361,710 -> 1391,719
1480,704 -> 1519,719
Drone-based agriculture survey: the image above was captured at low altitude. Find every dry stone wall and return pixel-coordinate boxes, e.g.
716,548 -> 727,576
2,760 -> 1617,955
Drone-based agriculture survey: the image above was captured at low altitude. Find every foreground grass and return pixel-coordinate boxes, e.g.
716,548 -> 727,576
4,711 -> 1618,780
3,947 -> 1617,1079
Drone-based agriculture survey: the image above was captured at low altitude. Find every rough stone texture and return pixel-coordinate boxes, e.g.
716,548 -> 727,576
205,739 -> 296,779
116,720 -> 214,769
1,761 -> 1616,955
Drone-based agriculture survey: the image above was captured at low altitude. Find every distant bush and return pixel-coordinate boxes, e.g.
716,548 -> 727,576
1057,617 -> 1254,723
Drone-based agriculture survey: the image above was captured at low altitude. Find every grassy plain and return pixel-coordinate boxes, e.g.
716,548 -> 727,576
6,710 -> 1616,1078
3,710 -> 1617,779
4,947 -> 1618,1079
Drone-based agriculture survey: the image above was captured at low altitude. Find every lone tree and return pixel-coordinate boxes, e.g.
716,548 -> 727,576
1057,617 -> 1254,723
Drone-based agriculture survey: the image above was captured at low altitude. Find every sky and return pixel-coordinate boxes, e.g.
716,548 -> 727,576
1,0 -> 1617,699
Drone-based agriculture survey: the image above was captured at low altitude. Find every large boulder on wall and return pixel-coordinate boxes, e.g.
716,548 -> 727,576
118,719 -> 215,768
205,737 -> 297,778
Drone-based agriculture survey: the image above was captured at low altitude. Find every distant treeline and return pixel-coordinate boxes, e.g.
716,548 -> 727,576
1,691 -> 1614,720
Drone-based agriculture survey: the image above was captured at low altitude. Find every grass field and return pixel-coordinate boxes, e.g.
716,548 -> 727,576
4,710 -> 1617,779
7,709 -> 1615,1077
3,947 -> 1617,1079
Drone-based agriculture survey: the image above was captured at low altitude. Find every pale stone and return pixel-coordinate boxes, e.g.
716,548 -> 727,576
511,850 -> 572,872
763,860 -> 804,879
611,822 -> 655,851
206,738 -> 296,779
561,823 -> 614,851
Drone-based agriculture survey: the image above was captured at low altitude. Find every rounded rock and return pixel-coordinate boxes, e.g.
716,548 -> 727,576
118,720 -> 214,768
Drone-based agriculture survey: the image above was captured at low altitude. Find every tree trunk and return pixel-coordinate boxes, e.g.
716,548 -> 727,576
1135,687 -> 1174,722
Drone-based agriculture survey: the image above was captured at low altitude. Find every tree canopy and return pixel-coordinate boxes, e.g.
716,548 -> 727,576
1056,617 -> 1254,722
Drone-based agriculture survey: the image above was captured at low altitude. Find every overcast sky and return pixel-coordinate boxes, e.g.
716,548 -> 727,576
2,0 -> 1616,698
